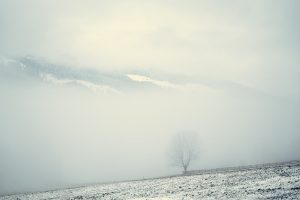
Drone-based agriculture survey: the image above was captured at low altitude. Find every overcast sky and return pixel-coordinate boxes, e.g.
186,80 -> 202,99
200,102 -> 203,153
1,0 -> 300,96
0,0 -> 300,195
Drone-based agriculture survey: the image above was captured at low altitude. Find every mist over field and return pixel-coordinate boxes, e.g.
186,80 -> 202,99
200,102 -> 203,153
0,0 -> 300,196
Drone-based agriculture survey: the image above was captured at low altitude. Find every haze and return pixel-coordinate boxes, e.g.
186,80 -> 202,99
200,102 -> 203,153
0,0 -> 299,196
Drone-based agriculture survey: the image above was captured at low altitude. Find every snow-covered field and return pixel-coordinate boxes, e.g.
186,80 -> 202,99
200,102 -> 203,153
1,161 -> 300,200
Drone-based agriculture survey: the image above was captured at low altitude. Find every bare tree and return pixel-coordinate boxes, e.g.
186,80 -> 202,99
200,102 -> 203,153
168,131 -> 199,174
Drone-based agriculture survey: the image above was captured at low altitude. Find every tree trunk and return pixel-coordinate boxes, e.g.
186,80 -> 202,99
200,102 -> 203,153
183,166 -> 187,174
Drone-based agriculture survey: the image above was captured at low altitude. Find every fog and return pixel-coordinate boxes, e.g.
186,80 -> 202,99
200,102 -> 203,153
1,0 -> 300,196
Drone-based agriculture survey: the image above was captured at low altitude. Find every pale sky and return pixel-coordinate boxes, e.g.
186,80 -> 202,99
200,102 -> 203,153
1,0 -> 300,97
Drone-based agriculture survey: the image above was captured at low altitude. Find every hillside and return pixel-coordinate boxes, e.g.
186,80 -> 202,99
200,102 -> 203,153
1,160 -> 300,200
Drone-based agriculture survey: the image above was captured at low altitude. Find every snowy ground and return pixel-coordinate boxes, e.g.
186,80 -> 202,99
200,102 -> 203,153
1,160 -> 300,200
